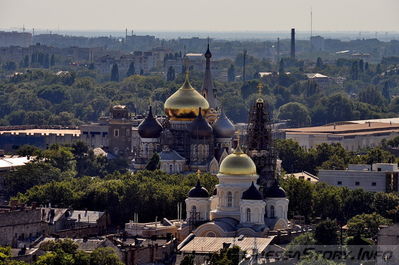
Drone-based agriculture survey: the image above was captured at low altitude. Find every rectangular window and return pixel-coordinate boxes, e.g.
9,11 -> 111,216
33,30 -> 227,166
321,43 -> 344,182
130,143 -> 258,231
355,181 -> 360,186
114,129 -> 119,137
372,182 -> 376,186
337,181 -> 342,185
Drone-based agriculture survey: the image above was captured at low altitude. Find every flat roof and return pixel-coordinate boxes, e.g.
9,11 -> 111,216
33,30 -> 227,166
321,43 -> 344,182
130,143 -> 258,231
0,156 -> 33,169
180,236 -> 274,254
284,122 -> 399,135
0,129 -> 81,136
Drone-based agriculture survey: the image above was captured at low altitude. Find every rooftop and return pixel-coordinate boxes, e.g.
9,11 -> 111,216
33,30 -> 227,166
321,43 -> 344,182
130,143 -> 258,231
67,210 -> 105,224
179,236 -> 274,255
285,171 -> 319,182
284,122 -> 399,136
0,155 -> 33,170
0,128 -> 81,136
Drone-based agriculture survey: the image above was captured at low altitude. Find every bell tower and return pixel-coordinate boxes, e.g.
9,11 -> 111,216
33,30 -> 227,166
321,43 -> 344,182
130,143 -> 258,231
246,83 -> 277,189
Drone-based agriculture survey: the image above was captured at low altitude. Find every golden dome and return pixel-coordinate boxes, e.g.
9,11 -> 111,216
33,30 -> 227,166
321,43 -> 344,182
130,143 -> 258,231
219,146 -> 257,175
164,73 -> 209,121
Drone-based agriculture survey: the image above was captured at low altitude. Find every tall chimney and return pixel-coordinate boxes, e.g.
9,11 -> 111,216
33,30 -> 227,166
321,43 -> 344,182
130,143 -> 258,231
291,28 -> 296,60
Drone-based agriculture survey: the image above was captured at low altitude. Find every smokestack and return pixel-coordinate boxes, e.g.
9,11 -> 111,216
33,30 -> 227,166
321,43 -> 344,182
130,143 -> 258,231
291,28 -> 296,60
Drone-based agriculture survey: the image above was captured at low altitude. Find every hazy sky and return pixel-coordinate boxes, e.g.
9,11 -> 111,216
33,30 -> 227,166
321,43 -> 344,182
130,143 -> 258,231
1,0 -> 398,32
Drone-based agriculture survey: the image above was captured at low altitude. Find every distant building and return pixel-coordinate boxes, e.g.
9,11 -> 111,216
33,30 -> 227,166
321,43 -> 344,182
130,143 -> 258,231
284,122 -> 399,151
0,204 -> 109,247
284,171 -> 319,183
0,31 -> 32,47
318,163 -> 399,192
125,218 -> 179,239
108,105 -> 133,159
305,73 -> 332,88
310,36 -> 325,51
0,127 -> 81,151
10,235 -> 175,265
125,34 -> 159,51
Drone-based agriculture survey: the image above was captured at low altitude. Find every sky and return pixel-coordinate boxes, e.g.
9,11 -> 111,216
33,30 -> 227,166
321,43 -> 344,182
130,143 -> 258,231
1,0 -> 399,33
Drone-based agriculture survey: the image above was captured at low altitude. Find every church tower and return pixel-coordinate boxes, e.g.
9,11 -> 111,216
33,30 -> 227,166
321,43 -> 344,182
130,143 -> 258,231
201,43 -> 219,123
246,83 -> 277,189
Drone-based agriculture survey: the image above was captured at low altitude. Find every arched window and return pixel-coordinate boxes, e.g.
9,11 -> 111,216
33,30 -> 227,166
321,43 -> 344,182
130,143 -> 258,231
191,205 -> 197,213
246,208 -> 251,222
169,164 -> 173,173
270,205 -> 275,218
227,192 -> 233,207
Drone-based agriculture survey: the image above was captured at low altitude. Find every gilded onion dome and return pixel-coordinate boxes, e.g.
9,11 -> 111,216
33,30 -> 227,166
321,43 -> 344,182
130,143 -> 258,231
219,146 -> 257,175
164,72 -> 209,121
138,106 -> 163,138
212,109 -> 235,138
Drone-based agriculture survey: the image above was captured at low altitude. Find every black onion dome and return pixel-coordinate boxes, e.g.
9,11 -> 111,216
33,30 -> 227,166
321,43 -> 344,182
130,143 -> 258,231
213,109 -> 235,138
264,183 -> 286,198
190,108 -> 213,138
205,44 -> 212,59
188,180 -> 209,198
242,182 -> 263,200
138,106 -> 163,138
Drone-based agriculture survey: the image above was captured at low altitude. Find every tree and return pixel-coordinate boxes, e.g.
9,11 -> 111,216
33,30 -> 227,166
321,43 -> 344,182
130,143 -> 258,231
17,144 -> 42,157
145,153 -> 160,170
166,66 -> 175,81
372,192 -> 399,219
278,102 -> 311,127
227,64 -> 235,82
110,64 -> 119,82
347,213 -> 391,239
281,176 -> 313,220
312,93 -> 353,124
23,55 -> 29,67
209,246 -> 242,265
278,58 -> 285,75
3,61 -> 17,71
362,147 -> 395,165
4,161 -> 64,196
126,62 -> 135,77
358,86 -> 385,106
389,96 -> 399,113
50,54 -> 55,67
316,57 -> 323,69
358,59 -> 364,73
180,255 -> 194,265
382,81 -> 390,101
298,253 -> 344,265
274,139 -> 312,173
43,54 -> 50,68
351,61 -> 358,80
314,219 -> 339,245
285,232 -> 316,256
89,248 -> 124,265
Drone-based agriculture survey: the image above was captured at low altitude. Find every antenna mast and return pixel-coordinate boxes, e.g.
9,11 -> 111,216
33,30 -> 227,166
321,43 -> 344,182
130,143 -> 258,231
310,8 -> 313,52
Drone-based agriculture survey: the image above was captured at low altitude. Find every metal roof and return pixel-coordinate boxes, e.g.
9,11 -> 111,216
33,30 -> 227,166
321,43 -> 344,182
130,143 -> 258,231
180,236 -> 274,254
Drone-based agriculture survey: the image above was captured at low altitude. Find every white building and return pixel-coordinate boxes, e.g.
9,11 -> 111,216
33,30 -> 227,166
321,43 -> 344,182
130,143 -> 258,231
183,146 -> 289,238
318,163 -> 399,192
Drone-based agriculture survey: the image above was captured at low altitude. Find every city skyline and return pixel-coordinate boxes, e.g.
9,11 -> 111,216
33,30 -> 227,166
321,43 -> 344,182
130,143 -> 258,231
1,0 -> 399,32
